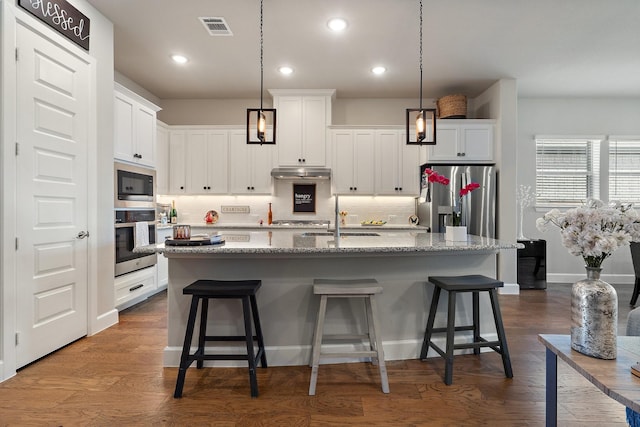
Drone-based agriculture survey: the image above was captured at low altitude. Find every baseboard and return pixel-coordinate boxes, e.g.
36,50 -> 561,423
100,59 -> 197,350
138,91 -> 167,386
499,282 -> 520,295
162,334 -> 499,368
90,309 -> 119,336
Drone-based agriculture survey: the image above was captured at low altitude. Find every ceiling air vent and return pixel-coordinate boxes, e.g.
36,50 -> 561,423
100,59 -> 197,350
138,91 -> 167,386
199,17 -> 233,36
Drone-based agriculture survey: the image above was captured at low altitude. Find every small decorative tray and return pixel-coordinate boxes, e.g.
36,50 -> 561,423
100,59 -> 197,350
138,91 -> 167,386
165,236 -> 225,246
360,220 -> 387,226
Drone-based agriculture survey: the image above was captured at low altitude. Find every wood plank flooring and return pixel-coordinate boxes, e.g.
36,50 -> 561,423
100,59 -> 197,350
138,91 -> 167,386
0,282 -> 636,426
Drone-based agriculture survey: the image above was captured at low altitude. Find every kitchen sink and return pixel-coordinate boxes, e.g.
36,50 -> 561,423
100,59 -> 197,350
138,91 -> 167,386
300,232 -> 380,237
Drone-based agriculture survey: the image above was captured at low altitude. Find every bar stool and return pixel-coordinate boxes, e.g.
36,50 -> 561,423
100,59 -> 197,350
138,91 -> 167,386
419,275 -> 513,385
173,279 -> 267,398
309,278 -> 389,395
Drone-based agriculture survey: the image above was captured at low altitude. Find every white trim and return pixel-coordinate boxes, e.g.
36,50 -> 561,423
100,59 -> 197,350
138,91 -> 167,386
92,309 -> 119,335
499,283 -> 520,295
162,335 -> 500,368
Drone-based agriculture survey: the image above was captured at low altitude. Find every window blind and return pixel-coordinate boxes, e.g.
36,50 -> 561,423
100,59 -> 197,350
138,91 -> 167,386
609,138 -> 640,204
535,139 -> 600,205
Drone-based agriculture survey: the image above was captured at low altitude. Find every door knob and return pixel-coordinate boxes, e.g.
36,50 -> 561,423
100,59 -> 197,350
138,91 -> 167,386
76,231 -> 89,239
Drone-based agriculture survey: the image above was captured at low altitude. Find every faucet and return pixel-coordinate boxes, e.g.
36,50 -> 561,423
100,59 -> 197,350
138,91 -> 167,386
334,194 -> 340,240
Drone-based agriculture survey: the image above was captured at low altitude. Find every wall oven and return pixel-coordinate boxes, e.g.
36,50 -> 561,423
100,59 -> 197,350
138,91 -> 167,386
115,161 -> 156,209
115,209 -> 157,277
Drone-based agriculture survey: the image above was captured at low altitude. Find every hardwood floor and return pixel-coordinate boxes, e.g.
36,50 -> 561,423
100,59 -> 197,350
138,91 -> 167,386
0,282 -> 635,426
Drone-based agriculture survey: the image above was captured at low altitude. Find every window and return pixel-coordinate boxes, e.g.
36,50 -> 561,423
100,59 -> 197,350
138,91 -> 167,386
609,138 -> 640,204
535,138 -> 600,205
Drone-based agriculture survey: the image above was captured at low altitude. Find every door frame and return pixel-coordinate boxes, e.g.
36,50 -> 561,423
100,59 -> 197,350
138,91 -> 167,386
1,1 -> 110,381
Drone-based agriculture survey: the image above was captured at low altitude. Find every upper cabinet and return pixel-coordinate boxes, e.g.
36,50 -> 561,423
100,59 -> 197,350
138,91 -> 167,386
155,122 -> 170,194
113,83 -> 161,168
375,129 -> 420,196
167,130 -> 187,194
331,129 -> 375,195
270,89 -> 335,167
186,130 -> 229,194
229,129 -> 274,194
426,120 -> 495,163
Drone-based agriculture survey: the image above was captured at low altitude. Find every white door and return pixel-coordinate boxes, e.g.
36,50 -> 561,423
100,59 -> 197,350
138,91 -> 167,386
15,24 -> 90,367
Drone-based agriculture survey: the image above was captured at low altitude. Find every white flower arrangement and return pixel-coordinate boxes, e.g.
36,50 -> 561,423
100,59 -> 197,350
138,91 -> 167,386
536,199 -> 640,268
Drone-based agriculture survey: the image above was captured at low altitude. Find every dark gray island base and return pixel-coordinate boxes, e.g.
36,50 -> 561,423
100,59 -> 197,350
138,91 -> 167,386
137,230 -> 521,367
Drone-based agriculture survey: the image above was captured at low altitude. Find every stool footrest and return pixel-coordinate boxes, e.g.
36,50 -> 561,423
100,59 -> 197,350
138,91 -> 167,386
320,350 -> 378,359
204,335 -> 260,342
430,325 -> 475,334
322,333 -> 370,341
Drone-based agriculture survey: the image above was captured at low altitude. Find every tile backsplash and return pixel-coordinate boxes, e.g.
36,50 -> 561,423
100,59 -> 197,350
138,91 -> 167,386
157,180 -> 417,226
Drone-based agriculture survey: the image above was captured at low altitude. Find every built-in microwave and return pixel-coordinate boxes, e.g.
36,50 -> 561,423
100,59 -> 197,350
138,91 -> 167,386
114,162 -> 156,209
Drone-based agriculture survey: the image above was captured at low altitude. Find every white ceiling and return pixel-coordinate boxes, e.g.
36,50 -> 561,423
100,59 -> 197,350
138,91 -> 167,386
85,0 -> 640,100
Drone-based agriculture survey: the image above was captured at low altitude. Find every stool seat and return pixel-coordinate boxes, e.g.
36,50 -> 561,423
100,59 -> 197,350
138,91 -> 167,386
420,275 -> 512,385
309,278 -> 389,395
174,279 -> 267,398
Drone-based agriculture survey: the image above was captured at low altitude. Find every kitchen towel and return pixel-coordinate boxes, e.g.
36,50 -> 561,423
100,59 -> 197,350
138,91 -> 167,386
134,221 -> 149,248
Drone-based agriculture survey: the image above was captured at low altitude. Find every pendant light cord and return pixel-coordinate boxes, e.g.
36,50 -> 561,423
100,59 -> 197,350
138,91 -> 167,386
260,0 -> 264,111
419,0 -> 423,111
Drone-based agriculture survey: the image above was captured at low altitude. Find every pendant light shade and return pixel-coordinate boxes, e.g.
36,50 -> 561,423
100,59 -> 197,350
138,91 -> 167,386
406,0 -> 436,145
247,0 -> 276,145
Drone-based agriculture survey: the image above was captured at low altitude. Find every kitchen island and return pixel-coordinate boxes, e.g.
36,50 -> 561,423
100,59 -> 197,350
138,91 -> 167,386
137,230 -> 521,367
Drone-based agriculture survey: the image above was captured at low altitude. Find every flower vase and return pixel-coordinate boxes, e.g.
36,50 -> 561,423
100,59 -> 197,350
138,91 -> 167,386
570,267 -> 617,359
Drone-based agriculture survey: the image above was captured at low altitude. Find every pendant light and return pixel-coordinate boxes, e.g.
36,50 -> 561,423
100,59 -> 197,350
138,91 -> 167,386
406,0 -> 436,145
247,0 -> 276,144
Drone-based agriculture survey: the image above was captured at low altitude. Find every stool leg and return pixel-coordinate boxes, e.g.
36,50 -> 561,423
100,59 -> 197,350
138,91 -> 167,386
309,294 -> 328,396
174,296 -> 200,398
420,286 -> 441,360
196,297 -> 209,369
444,290 -> 457,385
472,291 -> 480,355
250,295 -> 268,368
368,294 -> 390,394
365,295 -> 379,365
489,289 -> 513,379
241,296 -> 259,398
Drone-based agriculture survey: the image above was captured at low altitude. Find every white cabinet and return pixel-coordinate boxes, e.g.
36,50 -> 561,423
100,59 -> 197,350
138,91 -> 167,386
427,121 -> 495,163
229,129 -> 274,194
156,227 -> 172,289
186,130 -> 229,194
156,122 -> 170,194
113,83 -> 161,167
331,129 -> 375,194
114,266 -> 157,310
271,90 -> 334,166
375,129 -> 420,196
168,130 -> 187,194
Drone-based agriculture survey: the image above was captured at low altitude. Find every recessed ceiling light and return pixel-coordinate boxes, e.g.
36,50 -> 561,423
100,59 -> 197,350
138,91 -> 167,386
171,54 -> 188,64
327,18 -> 347,32
279,66 -> 293,75
372,66 -> 386,75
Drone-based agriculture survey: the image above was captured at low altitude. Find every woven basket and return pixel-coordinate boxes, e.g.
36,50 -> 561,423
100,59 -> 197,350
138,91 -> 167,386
437,94 -> 467,119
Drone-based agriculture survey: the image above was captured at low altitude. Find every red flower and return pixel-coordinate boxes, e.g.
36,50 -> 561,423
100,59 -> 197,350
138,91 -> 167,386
459,182 -> 481,197
424,169 -> 450,186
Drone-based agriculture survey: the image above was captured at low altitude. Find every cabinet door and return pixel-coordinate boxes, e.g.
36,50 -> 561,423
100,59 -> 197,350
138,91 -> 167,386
461,125 -> 493,161
229,130 -> 272,194
276,96 -> 303,166
135,106 -> 156,167
168,131 -> 187,193
375,130 -> 401,194
206,131 -> 229,194
156,124 -> 169,194
301,96 -> 327,166
427,126 -> 460,162
250,139 -> 274,194
398,137 -> 420,196
186,131 -> 209,193
332,130 -> 356,194
353,130 -> 375,194
114,93 -> 135,161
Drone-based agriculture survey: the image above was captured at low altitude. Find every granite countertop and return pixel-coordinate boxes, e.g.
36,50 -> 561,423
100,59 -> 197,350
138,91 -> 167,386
137,230 -> 522,256
174,222 -> 429,231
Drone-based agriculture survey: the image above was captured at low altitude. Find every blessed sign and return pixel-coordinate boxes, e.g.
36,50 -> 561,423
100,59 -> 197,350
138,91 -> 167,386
19,0 -> 90,50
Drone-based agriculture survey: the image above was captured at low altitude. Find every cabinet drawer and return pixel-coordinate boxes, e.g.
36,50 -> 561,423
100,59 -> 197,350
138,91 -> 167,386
115,268 -> 156,307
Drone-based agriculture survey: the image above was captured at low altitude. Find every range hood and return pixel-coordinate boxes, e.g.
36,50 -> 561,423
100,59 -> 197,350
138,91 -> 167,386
271,167 -> 331,179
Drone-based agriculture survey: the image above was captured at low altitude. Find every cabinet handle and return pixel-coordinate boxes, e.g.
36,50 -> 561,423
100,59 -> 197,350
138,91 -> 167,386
251,186 -> 255,190
180,186 -> 184,190
399,187 -> 403,191
129,284 -> 144,292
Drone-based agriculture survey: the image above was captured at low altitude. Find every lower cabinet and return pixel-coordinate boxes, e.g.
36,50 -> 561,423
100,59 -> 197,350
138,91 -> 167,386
156,227 -> 172,288
114,266 -> 157,310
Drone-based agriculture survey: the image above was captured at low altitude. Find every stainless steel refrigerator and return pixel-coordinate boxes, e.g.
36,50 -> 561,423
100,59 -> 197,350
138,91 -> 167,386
417,164 -> 496,238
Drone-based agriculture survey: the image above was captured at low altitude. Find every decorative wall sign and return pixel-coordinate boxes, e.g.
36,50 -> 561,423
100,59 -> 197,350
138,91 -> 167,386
19,0 -> 90,50
293,184 -> 316,213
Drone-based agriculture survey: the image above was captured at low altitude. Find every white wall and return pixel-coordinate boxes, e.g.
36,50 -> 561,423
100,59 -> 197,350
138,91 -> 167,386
517,97 -> 640,283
